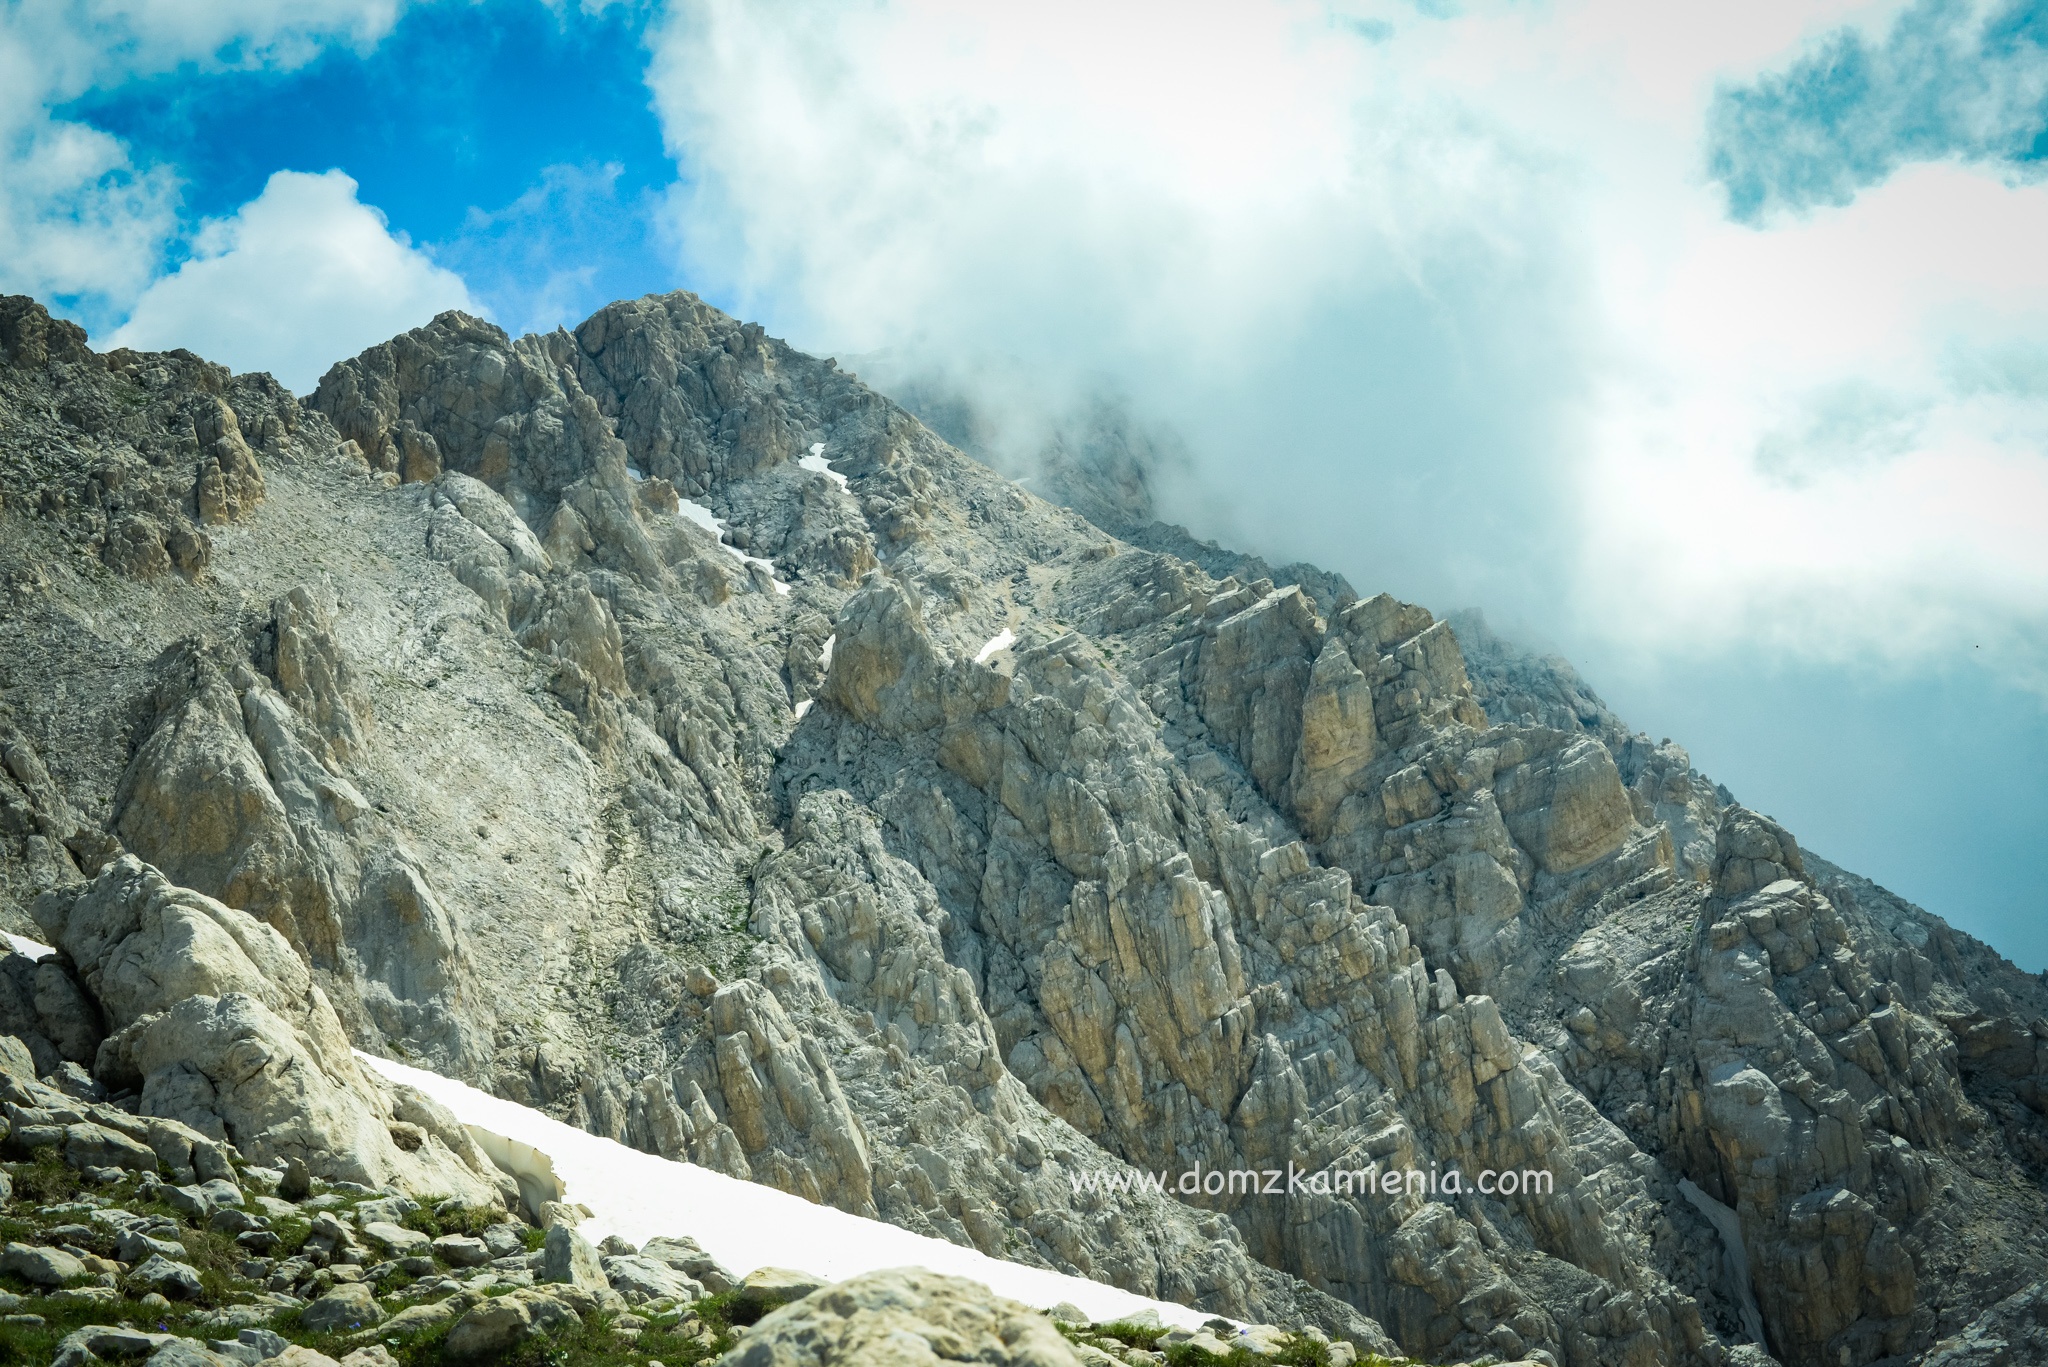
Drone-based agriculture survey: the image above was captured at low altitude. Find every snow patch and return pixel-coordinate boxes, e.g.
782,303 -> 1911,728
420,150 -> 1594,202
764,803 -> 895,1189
356,1051 -> 1220,1330
820,633 -> 835,669
794,698 -> 814,720
675,496 -> 792,596
974,627 -> 1017,665
4,933 -> 54,961
798,442 -> 848,490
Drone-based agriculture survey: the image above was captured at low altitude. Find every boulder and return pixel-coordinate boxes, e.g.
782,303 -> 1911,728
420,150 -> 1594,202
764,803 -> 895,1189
539,1223 -> 605,1291
359,1221 -> 430,1257
54,1326 -> 178,1362
738,1265 -> 831,1313
641,1234 -> 737,1292
444,1289 -> 580,1363
300,1282 -> 385,1334
725,1268 -> 1082,1366
602,1253 -> 703,1304
432,1234 -> 492,1266
144,1344 -> 238,1367
269,1350 -> 341,1367
479,1222 -> 527,1259
33,857 -> 501,1204
116,1229 -> 189,1264
2,1240 -> 85,1286
128,1254 -> 205,1300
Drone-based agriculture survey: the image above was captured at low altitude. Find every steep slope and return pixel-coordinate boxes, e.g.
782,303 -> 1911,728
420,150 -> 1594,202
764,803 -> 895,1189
2,291 -> 2044,1367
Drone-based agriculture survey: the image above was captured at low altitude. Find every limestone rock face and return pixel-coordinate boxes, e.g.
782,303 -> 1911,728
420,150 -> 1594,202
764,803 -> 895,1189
31,856 -> 503,1203
720,1268 -> 1084,1367
3,289 -> 2044,1367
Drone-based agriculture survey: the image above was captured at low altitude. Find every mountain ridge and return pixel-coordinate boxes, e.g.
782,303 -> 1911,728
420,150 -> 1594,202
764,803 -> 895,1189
2,289 -> 2045,1367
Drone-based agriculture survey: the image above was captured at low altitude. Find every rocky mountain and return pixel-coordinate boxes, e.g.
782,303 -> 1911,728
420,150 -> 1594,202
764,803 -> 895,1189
2,289 -> 2045,1367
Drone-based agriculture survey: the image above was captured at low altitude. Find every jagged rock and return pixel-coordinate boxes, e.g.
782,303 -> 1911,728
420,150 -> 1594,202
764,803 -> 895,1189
32,856 -> 501,1202
723,1268 -> 1082,1366
4,286 -> 2045,1367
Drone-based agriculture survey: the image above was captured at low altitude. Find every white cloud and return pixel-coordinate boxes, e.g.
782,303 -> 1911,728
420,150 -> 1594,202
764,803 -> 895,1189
107,170 -> 476,393
0,1 -> 406,319
647,0 -> 2048,685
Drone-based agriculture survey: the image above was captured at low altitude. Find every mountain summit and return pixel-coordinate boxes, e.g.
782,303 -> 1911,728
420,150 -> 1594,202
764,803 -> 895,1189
1,291 -> 2044,1367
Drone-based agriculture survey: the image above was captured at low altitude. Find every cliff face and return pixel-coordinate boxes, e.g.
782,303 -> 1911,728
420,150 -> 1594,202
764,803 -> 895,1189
2,290 -> 2044,1367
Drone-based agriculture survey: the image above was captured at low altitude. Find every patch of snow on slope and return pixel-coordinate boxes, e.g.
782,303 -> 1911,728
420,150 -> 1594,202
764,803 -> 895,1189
794,698 -> 813,720
799,442 -> 848,490
675,496 -> 792,596
820,633 -> 835,669
4,933 -> 53,960
974,627 -> 1017,665
356,1051 -> 1219,1329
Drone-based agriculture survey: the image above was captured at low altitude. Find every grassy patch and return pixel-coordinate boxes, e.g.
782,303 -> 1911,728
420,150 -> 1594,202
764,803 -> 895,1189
401,1201 -> 502,1241
10,1150 -> 81,1206
1092,1319 -> 1166,1350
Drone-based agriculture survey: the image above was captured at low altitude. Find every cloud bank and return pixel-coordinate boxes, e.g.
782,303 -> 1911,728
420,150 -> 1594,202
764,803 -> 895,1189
0,1 -> 406,322
648,0 -> 2048,687
107,170 -> 475,393
1708,0 -> 2048,221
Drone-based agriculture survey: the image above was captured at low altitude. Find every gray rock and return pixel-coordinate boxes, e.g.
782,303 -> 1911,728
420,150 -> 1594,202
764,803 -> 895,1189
2,1239 -> 85,1285
238,1328 -> 290,1361
358,1221 -> 429,1257
538,1223 -> 606,1291
738,1266 -> 830,1313
443,1289 -> 581,1363
162,1184 -> 214,1219
128,1253 -> 206,1300
145,1345 -> 238,1367
299,1282 -> 384,1334
6,287 -> 2048,1367
726,1269 -> 1081,1366
602,1253 -> 703,1305
117,1228 -> 190,1264
640,1235 -> 737,1293
54,1326 -> 179,1361
432,1234 -> 492,1266
351,1196 -> 417,1227
479,1222 -> 528,1259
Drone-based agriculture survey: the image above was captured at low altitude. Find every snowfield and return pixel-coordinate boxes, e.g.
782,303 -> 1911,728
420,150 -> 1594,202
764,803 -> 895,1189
799,442 -> 849,489
357,1051 -> 1221,1330
4,932 -> 53,960
974,626 -> 1018,665
624,462 -> 791,594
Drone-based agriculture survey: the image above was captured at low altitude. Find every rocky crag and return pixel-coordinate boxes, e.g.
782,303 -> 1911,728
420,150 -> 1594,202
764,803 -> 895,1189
1,290 -> 2045,1367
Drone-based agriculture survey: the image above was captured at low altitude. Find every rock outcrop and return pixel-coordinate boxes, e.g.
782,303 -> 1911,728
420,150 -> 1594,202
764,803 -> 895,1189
30,856 -> 504,1204
2,289 -> 2044,1367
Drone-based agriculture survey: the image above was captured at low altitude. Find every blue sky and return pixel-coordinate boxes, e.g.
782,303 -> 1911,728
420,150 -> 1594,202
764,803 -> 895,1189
2,0 -> 2043,969
57,1 -> 678,339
